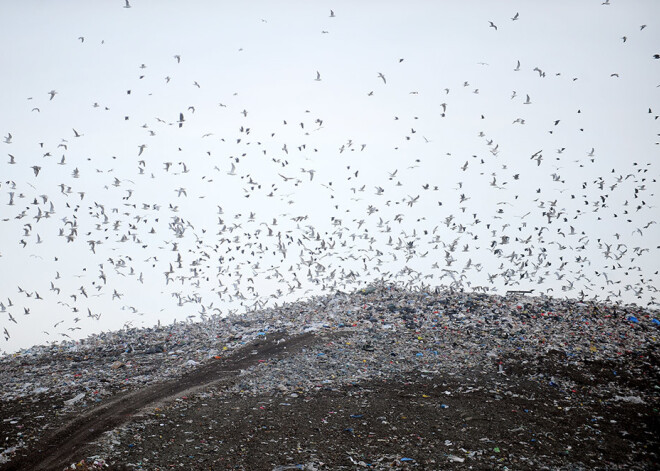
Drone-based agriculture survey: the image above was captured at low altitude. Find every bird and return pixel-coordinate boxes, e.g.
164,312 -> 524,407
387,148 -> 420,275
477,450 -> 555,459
489,21 -> 498,30
178,113 -> 185,128
524,94 -> 532,104
123,0 -> 131,8
315,71 -> 321,81
48,90 -> 57,100
330,10 -> 335,17
511,12 -> 519,21
377,73 -> 386,84
514,60 -> 521,72
3,133 -> 11,144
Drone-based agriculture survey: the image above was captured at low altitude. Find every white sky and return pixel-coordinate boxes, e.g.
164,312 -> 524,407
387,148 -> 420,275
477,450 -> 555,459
1,0 -> 659,354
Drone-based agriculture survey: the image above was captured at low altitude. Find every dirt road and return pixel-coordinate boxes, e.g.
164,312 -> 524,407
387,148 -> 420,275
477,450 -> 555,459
2,332 -> 316,471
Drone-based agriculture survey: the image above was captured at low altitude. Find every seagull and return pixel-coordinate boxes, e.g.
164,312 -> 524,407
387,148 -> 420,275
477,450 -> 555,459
330,10 -> 335,17
514,60 -> 520,71
377,72 -> 386,84
511,12 -> 519,21
315,71 -> 321,81
123,0 -> 131,8
138,144 -> 147,156
178,113 -> 185,128
48,90 -> 57,100
3,133 -> 11,144
489,21 -> 498,30
524,94 -> 532,104
174,54 -> 181,63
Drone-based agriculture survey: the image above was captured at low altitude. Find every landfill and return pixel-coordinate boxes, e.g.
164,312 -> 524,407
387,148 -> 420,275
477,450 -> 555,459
0,283 -> 658,470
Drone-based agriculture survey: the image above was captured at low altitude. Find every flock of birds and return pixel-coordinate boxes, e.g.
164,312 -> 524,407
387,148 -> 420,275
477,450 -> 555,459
1,4 -> 659,350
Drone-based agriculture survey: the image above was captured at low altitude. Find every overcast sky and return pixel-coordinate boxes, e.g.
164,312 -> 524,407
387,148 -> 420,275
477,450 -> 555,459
1,0 -> 658,354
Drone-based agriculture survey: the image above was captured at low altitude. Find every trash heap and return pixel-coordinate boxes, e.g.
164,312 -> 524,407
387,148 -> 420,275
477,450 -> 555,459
1,283 -> 658,469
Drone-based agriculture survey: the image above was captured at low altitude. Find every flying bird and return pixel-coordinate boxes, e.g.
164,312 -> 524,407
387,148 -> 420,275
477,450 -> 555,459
489,21 -> 498,30
377,72 -> 386,84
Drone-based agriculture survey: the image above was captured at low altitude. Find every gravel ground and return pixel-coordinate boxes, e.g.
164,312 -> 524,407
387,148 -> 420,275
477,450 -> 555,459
1,284 -> 658,470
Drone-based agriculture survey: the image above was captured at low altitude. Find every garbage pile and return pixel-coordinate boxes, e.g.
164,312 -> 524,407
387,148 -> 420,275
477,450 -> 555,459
1,283 -> 658,469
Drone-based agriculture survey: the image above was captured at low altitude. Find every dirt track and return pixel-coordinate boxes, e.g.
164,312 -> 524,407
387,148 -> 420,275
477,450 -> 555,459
1,332 -> 317,471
